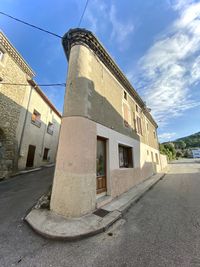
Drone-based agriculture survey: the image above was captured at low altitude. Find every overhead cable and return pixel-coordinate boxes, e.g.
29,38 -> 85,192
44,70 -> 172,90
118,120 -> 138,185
0,11 -> 62,38
78,0 -> 89,27
0,82 -> 66,87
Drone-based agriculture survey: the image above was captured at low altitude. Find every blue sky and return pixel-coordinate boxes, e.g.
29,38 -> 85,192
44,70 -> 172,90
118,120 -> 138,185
1,0 -> 200,142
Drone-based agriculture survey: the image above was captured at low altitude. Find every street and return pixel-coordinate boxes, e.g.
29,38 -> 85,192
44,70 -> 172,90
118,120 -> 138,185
1,159 -> 200,267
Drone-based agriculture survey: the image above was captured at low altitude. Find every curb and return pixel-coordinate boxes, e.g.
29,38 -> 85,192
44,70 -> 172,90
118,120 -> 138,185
17,167 -> 42,175
118,173 -> 166,215
25,172 -> 167,241
25,210 -> 122,241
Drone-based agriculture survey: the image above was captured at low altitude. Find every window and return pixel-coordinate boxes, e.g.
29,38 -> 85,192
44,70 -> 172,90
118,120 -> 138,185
153,131 -> 156,138
0,50 -> 4,61
133,112 -> 136,130
119,145 -> 133,168
136,105 -> 139,112
136,116 -> 142,135
123,102 -> 130,128
47,122 -> 54,135
146,122 -> 149,131
31,109 -> 41,127
147,150 -> 149,156
124,91 -> 127,100
43,148 -> 50,161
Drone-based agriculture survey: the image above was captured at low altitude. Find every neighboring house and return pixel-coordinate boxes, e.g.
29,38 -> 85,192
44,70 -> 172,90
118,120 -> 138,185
0,31 -> 61,179
50,28 -> 168,219
192,149 -> 200,158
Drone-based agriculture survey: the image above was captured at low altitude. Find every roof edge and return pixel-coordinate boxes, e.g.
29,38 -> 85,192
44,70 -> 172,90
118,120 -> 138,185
0,31 -> 35,78
28,80 -> 62,119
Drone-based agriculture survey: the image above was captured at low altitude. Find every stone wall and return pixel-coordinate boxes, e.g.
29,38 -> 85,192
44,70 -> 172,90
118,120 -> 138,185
0,44 -> 31,179
0,32 -> 61,178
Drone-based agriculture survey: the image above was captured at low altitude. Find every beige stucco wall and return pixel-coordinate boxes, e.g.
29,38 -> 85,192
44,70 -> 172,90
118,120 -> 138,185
50,116 -> 97,218
50,43 -> 165,218
160,154 -> 168,171
17,86 -> 61,170
97,122 -> 161,198
64,45 -> 159,150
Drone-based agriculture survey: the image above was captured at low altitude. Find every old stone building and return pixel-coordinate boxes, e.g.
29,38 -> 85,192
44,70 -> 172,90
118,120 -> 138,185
0,31 -> 61,179
50,29 -> 167,218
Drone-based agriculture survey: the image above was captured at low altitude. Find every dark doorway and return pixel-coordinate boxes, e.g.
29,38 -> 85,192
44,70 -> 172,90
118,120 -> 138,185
26,145 -> 36,167
43,148 -> 49,161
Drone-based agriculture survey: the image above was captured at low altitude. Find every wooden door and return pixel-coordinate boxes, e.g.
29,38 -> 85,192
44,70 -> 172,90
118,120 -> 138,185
96,137 -> 106,194
26,145 -> 36,167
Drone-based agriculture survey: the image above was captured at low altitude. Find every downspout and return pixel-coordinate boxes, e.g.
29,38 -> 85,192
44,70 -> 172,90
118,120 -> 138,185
18,84 -> 33,156
40,107 -> 49,159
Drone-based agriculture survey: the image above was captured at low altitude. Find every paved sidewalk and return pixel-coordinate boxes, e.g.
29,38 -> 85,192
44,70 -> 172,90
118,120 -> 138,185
25,171 -> 167,240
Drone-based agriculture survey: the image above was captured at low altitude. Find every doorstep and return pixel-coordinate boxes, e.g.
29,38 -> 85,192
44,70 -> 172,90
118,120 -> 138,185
96,195 -> 112,209
25,171 -> 167,241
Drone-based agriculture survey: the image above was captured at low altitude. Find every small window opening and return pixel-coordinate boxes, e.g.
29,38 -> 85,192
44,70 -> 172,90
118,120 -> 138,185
31,109 -> 41,127
0,50 -> 4,61
124,91 -> 127,100
43,148 -> 50,161
119,145 -> 133,168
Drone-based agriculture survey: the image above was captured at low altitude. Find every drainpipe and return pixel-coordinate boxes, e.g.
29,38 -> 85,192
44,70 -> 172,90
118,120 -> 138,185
18,84 -> 33,157
40,107 -> 49,159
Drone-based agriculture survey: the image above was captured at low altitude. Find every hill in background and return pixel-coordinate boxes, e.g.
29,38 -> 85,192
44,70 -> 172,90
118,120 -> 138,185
160,131 -> 200,160
175,132 -> 200,148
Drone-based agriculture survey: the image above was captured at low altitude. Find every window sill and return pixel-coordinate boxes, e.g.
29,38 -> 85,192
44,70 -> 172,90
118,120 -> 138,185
47,130 -> 53,135
136,132 -> 143,137
119,167 -> 134,170
31,120 -> 41,128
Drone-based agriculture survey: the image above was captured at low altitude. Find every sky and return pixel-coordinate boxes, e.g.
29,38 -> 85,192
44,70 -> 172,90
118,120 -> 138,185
1,0 -> 200,142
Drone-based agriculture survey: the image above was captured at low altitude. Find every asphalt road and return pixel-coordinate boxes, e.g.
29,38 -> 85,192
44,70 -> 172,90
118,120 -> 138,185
1,159 -> 200,267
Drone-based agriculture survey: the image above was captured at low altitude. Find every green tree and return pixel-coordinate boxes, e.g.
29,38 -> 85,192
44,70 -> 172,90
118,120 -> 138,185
176,151 -> 183,158
179,140 -> 186,149
159,142 -> 176,160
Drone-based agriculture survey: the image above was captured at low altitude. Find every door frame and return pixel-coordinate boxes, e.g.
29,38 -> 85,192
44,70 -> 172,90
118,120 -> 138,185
26,145 -> 36,168
96,136 -> 107,195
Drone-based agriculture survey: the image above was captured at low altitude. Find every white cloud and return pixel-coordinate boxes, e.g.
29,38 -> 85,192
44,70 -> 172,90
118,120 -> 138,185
84,1 -> 134,50
109,4 -> 134,49
171,0 -> 194,11
191,55 -> 200,83
158,132 -> 176,141
130,1 -> 200,126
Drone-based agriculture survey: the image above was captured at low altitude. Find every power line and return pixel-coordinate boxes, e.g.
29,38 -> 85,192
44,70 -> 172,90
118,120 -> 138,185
0,82 -> 66,87
78,0 -> 89,27
0,11 -> 62,39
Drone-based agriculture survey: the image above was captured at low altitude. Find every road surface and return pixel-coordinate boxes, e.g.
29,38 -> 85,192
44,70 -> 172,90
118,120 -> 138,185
1,159 -> 200,267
